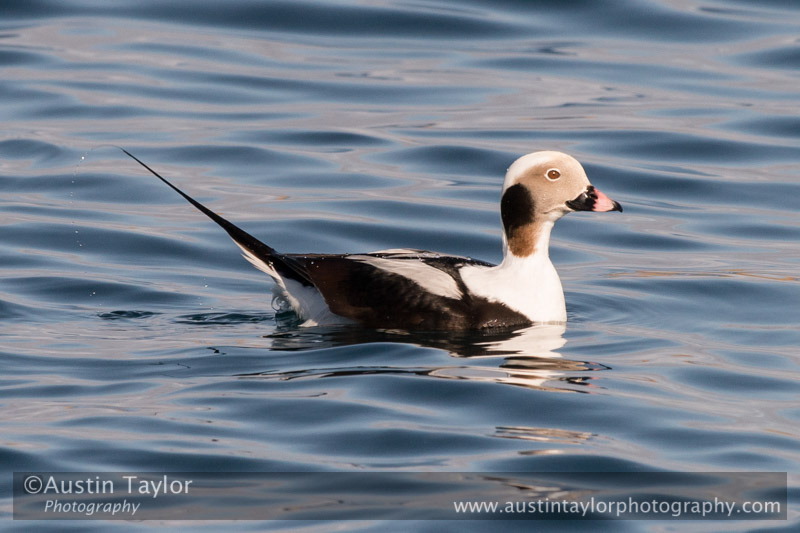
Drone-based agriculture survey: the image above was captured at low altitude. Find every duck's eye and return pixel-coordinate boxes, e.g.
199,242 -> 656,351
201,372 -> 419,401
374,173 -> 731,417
546,168 -> 561,181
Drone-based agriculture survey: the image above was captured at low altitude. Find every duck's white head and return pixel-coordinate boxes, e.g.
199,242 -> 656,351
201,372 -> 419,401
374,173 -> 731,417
501,151 -> 621,257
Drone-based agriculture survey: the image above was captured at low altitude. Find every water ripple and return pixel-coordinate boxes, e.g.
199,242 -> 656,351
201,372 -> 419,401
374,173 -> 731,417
2,0 -> 799,529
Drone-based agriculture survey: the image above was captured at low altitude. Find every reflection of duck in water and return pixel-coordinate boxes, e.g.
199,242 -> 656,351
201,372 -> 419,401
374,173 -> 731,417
427,323 -> 576,391
124,149 -> 620,330
251,323 -> 609,393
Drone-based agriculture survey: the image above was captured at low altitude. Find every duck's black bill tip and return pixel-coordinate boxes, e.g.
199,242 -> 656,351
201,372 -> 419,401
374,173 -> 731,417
566,186 -> 622,213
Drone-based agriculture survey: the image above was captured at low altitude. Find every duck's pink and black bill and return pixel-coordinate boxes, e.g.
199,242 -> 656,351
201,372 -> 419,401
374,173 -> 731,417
566,186 -> 622,212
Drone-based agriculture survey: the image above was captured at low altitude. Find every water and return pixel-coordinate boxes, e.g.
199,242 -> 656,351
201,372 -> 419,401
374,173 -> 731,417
1,0 -> 799,530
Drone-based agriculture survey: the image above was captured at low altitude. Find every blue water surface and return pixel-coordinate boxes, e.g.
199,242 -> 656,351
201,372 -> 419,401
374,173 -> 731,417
1,0 -> 799,531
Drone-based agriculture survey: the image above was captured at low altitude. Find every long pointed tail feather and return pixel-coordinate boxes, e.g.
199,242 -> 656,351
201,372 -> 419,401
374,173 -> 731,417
119,148 -> 313,287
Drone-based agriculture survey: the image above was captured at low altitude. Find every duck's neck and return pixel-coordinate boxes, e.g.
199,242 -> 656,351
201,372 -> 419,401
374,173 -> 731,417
502,218 -> 555,263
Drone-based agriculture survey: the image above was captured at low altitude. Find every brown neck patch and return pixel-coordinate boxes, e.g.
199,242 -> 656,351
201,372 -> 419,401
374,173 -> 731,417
507,223 -> 537,257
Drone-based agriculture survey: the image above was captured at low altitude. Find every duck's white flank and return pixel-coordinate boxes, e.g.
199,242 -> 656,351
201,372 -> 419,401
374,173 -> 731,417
236,242 -> 344,326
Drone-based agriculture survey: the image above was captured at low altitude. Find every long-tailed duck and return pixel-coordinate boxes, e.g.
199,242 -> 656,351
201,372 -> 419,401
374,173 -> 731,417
122,149 -> 620,330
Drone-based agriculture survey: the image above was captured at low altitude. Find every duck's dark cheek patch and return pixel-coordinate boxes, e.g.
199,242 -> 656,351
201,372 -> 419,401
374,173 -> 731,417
501,183 -> 535,238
